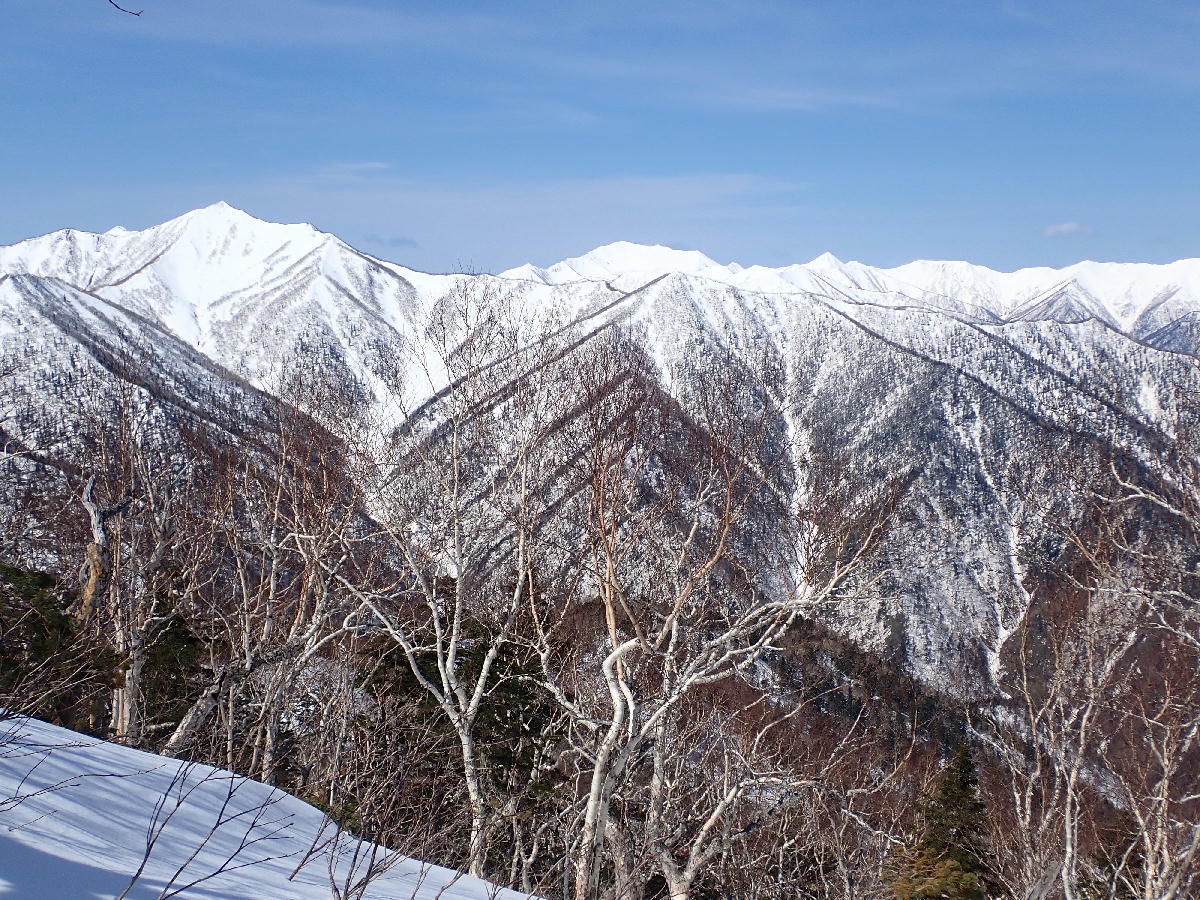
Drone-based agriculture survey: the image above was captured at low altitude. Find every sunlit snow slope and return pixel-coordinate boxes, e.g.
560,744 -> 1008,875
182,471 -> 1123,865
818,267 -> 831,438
504,241 -> 1200,339
0,715 -> 534,900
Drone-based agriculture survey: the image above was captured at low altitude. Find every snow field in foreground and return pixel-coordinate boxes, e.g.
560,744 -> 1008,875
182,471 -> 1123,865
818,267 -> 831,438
0,716 -> 533,899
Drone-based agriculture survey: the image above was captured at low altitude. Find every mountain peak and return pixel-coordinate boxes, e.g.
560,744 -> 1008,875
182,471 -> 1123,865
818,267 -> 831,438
806,251 -> 844,268
148,203 -> 329,244
500,241 -> 733,287
180,201 -> 267,228
575,241 -> 722,274
151,205 -> 333,263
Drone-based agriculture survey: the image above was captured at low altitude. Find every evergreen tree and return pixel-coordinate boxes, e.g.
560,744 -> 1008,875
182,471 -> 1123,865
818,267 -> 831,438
891,745 -> 997,900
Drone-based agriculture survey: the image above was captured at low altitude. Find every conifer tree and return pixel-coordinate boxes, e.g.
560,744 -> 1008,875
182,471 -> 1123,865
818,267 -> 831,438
891,744 -> 996,900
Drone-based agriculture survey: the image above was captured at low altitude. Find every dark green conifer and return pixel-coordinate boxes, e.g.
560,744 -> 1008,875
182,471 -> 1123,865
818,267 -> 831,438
891,744 -> 996,900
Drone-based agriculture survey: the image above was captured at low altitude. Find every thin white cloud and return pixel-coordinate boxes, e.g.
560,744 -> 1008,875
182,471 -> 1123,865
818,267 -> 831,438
699,85 -> 901,112
330,162 -> 390,171
85,0 -> 1200,121
997,2 -> 1049,26
112,0 -> 531,49
1043,221 -> 1095,238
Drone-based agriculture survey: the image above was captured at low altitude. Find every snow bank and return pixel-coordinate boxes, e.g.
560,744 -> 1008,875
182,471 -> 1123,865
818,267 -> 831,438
0,716 -> 533,899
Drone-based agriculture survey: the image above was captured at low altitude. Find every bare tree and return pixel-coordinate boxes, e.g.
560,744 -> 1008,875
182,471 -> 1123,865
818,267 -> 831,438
116,761 -> 292,900
159,397 -> 366,781
980,386 -> 1200,900
321,278 -> 578,880
512,332 -> 895,900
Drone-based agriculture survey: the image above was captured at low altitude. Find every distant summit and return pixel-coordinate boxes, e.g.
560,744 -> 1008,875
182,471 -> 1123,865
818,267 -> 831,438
504,239 -> 1200,336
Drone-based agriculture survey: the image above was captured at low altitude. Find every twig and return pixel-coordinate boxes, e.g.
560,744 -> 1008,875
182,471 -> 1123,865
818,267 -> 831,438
107,0 -> 143,15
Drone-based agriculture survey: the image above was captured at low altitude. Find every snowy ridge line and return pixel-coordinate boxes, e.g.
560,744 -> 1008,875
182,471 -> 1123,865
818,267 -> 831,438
397,274 -> 660,432
502,240 -> 1200,338
5,204 -> 1200,340
806,295 -> 1167,486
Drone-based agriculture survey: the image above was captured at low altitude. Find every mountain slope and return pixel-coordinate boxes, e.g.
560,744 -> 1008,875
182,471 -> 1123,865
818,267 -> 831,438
1,206 -> 1194,697
0,271 -> 283,454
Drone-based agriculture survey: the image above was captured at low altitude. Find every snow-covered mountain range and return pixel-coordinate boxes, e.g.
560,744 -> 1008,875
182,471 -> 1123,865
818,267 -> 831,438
504,238 -> 1200,343
1,204 -> 1194,696
5,202 -> 1198,378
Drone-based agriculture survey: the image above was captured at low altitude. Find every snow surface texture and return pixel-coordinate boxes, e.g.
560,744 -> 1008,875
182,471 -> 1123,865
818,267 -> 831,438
1,204 -> 1195,697
0,715 -> 534,900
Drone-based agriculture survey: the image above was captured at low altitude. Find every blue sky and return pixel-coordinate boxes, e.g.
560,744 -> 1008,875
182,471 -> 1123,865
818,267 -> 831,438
1,0 -> 1197,272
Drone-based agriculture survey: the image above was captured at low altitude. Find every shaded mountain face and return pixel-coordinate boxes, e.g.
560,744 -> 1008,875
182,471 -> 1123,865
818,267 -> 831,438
1,204 -> 1195,697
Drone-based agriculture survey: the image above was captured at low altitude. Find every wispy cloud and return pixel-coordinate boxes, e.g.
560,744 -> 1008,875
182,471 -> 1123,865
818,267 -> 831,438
112,0 -> 530,49
329,161 -> 390,172
1043,221 -> 1095,238
84,0 -> 1200,122
698,85 -> 901,113
997,1 -> 1049,26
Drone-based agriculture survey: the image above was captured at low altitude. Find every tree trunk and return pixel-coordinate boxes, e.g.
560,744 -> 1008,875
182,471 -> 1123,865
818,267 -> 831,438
77,541 -> 110,623
111,637 -> 144,744
161,670 -> 226,757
